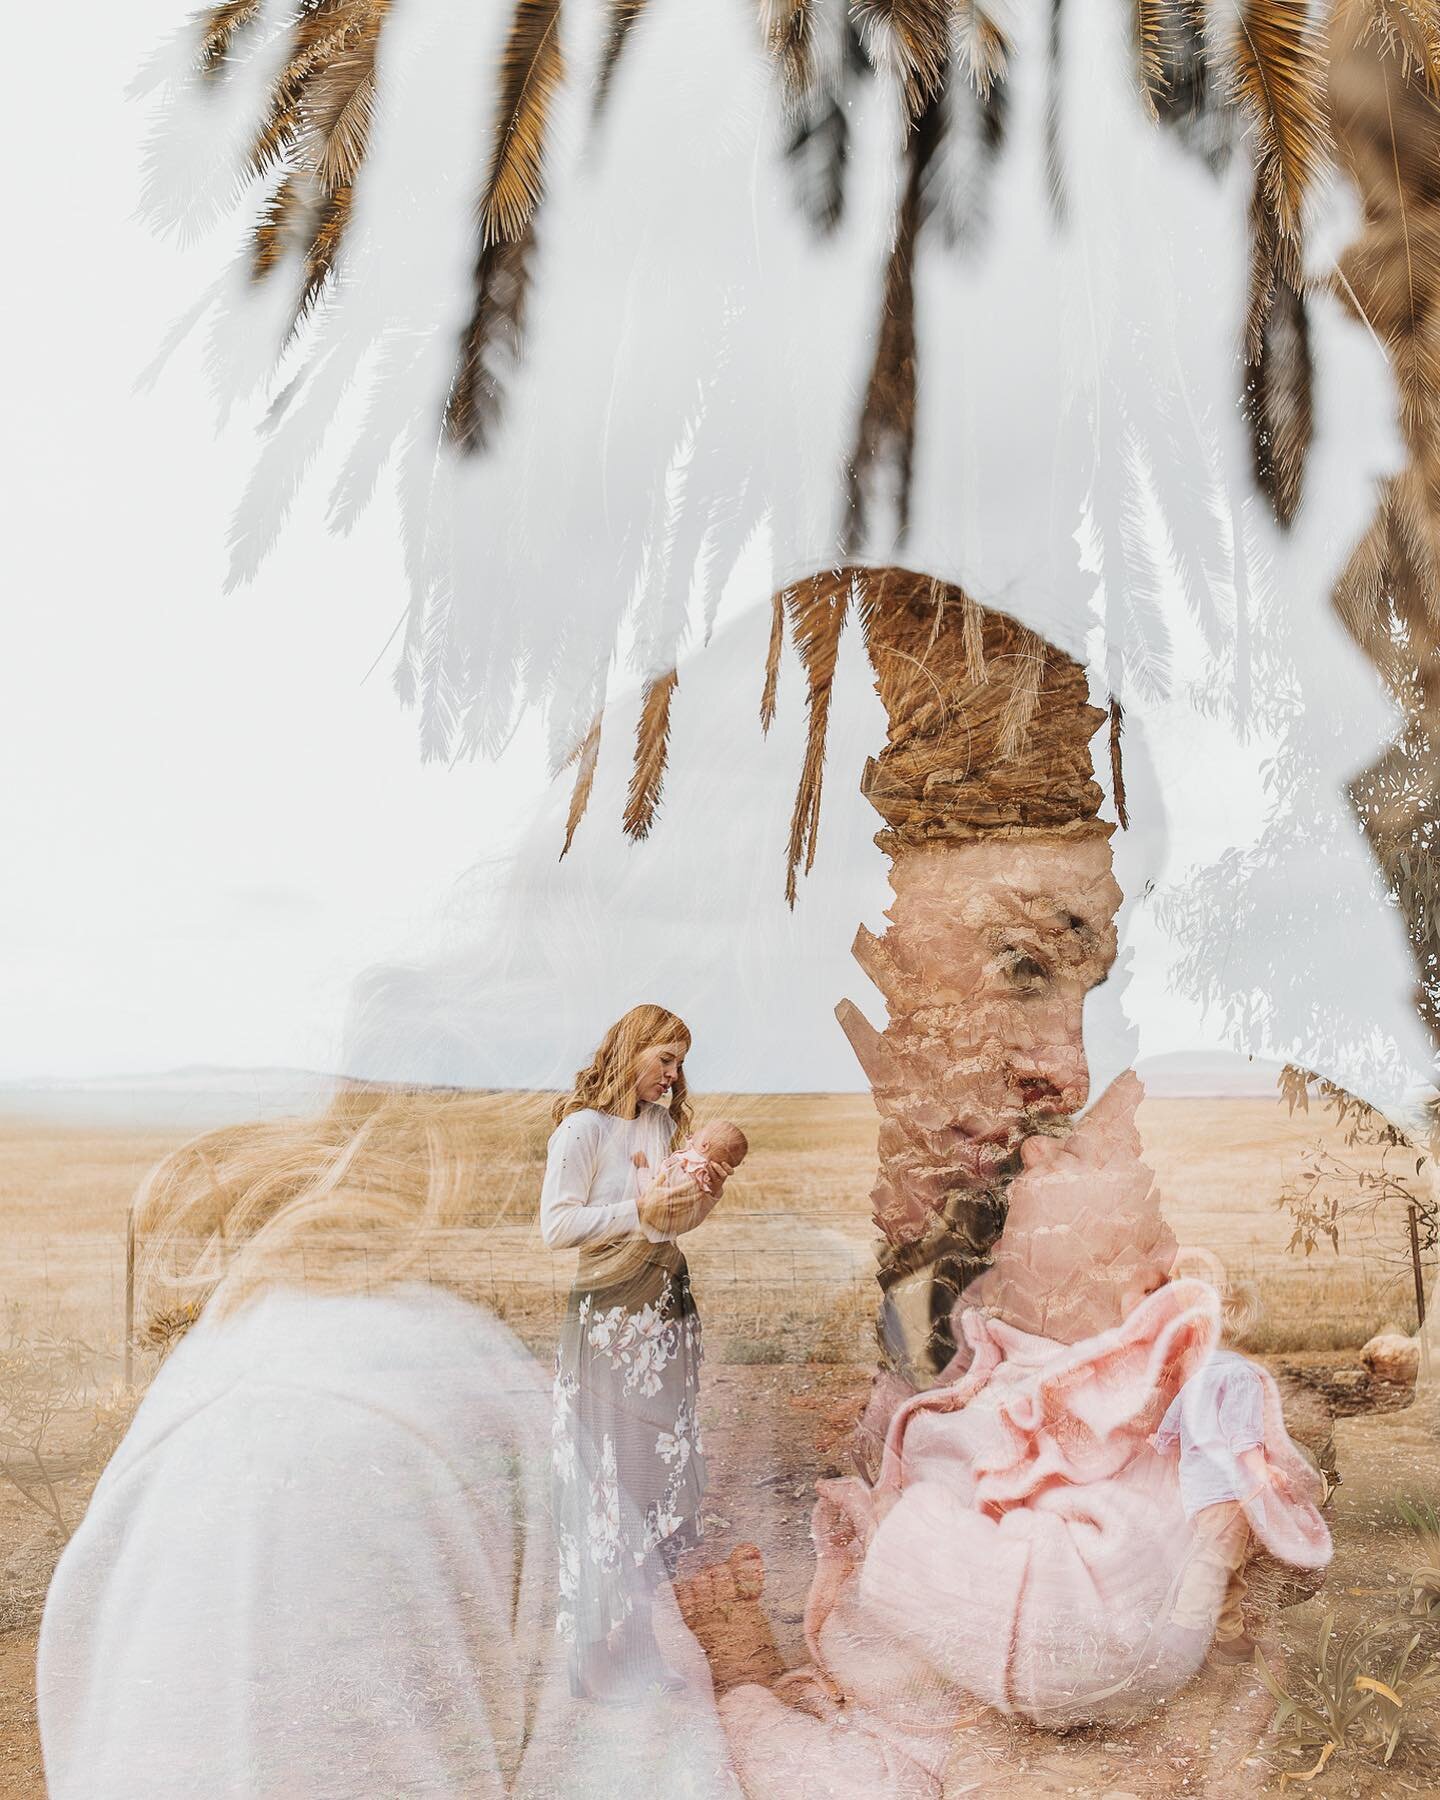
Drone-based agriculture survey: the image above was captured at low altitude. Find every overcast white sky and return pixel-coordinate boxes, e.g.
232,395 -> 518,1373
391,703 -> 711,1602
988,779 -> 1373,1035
2,0 -> 1434,1117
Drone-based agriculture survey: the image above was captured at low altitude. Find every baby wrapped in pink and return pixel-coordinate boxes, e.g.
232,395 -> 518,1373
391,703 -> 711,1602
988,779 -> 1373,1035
716,1076 -> 1330,1799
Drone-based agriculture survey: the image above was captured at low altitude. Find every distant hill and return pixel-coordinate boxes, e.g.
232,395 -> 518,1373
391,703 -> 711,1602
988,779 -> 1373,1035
0,1048 -> 1290,1132
0,1067 -> 338,1130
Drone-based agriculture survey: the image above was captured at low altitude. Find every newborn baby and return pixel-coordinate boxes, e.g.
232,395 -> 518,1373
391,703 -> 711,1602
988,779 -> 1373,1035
660,1121 -> 749,1195
634,1122 -> 749,1233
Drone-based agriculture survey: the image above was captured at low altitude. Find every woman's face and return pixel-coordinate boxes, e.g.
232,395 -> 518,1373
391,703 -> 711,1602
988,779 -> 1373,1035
633,1040 -> 686,1105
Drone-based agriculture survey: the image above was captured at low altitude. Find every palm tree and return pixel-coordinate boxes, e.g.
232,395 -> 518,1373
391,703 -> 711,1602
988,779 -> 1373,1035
167,0 -> 1440,1362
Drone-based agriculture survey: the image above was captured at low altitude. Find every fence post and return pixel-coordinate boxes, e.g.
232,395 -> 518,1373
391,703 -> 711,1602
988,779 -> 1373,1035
1408,1201 -> 1427,1328
123,1208 -> 135,1388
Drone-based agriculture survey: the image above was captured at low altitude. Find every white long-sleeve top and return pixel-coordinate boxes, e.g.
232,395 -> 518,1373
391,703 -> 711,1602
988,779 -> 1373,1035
539,1103 -> 678,1250
37,1285 -> 735,1798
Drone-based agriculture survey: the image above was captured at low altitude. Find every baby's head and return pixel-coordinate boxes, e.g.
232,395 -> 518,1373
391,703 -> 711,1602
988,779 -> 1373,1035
1219,1278 -> 1263,1347
690,1121 -> 749,1173
1171,1247 -> 1263,1347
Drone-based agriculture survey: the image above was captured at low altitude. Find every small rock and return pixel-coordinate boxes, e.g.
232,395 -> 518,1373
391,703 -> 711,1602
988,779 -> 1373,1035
1360,1332 -> 1421,1385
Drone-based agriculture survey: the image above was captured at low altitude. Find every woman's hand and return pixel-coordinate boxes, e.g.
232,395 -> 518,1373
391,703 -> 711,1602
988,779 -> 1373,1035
637,1167 -> 721,1238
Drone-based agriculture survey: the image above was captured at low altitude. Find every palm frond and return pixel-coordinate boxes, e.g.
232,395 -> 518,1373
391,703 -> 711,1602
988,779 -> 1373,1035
297,182 -> 356,318
199,0 -> 266,77
927,43 -> 1006,249
1109,696 -> 1130,828
853,0 -> 950,116
560,712 -> 603,856
1151,0 -> 1234,170
1133,0 -> 1167,114
251,173 -> 301,280
244,1 -> 392,311
845,88 -> 943,549
952,0 -> 1008,97
594,0 -> 650,116
996,632 -> 1045,760
761,587 -> 785,734
784,570 -> 854,904
249,8 -> 365,183
1243,180 -> 1314,526
761,0 -> 816,100
960,589 -> 987,680
446,2 -> 562,451
1222,0 -> 1331,250
1358,0 -> 1440,92
624,669 -> 679,841
309,14 -> 388,193
783,7 -> 868,233
482,0 -> 565,249
1043,0 -> 1068,225
447,230 -> 535,452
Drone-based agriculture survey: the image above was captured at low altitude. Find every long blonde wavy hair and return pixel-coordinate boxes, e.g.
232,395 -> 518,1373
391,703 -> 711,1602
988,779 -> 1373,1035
131,1083 -> 512,1332
553,1003 -> 692,1140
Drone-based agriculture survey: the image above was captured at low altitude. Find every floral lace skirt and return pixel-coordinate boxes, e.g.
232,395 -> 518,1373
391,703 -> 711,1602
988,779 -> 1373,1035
551,1246 -> 706,1650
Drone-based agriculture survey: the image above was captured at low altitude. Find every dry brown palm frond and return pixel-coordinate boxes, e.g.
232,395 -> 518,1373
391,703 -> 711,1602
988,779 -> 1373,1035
784,570 -> 854,904
624,669 -> 679,840
760,589 -> 786,734
446,231 -> 536,451
1386,465 -> 1440,628
1358,0 -> 1440,90
307,6 -> 391,193
560,712 -> 603,856
275,2 -> 393,311
448,2 -> 562,452
199,0 -> 266,77
762,0 -> 817,98
1243,178 -> 1314,524
784,8 -> 868,233
1133,0 -> 1168,115
298,182 -> 355,317
1221,0 -> 1331,251
1042,0 -> 1068,224
249,7 -> 365,182
853,0 -> 950,115
482,0 -> 565,248
996,631 -> 1046,760
1332,500 -> 1398,678
251,173 -> 302,280
952,0 -> 1009,97
1333,200 -> 1440,443
1108,696 -> 1130,829
594,0 -> 650,115
960,590 -> 987,681
845,89 -> 942,549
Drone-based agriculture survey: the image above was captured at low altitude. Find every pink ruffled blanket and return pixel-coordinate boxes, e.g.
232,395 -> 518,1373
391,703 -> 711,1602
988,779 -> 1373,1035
718,1280 -> 1331,1799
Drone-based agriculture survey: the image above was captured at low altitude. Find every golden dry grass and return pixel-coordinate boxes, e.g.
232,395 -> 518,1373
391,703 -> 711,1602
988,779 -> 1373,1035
0,1089 -> 1424,1362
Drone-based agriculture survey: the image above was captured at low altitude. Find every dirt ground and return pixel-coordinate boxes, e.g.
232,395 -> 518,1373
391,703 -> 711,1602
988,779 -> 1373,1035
2,1095 -> 1437,1796
4,1358 -> 1435,1799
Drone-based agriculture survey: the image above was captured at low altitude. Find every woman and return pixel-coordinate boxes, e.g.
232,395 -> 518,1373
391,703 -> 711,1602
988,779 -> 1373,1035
542,1004 -> 715,1703
37,1085 -> 734,1798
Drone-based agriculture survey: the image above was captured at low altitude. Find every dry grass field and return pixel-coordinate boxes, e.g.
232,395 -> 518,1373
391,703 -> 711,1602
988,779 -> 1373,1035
1,1088 -> 1426,1362
1,1087 -> 1436,1798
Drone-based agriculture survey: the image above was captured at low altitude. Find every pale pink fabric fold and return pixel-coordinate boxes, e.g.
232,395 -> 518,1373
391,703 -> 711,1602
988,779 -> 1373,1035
718,1279 -> 1332,1798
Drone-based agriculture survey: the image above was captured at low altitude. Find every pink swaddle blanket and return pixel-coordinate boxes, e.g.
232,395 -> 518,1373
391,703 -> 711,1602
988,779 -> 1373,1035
718,1278 -> 1331,1799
